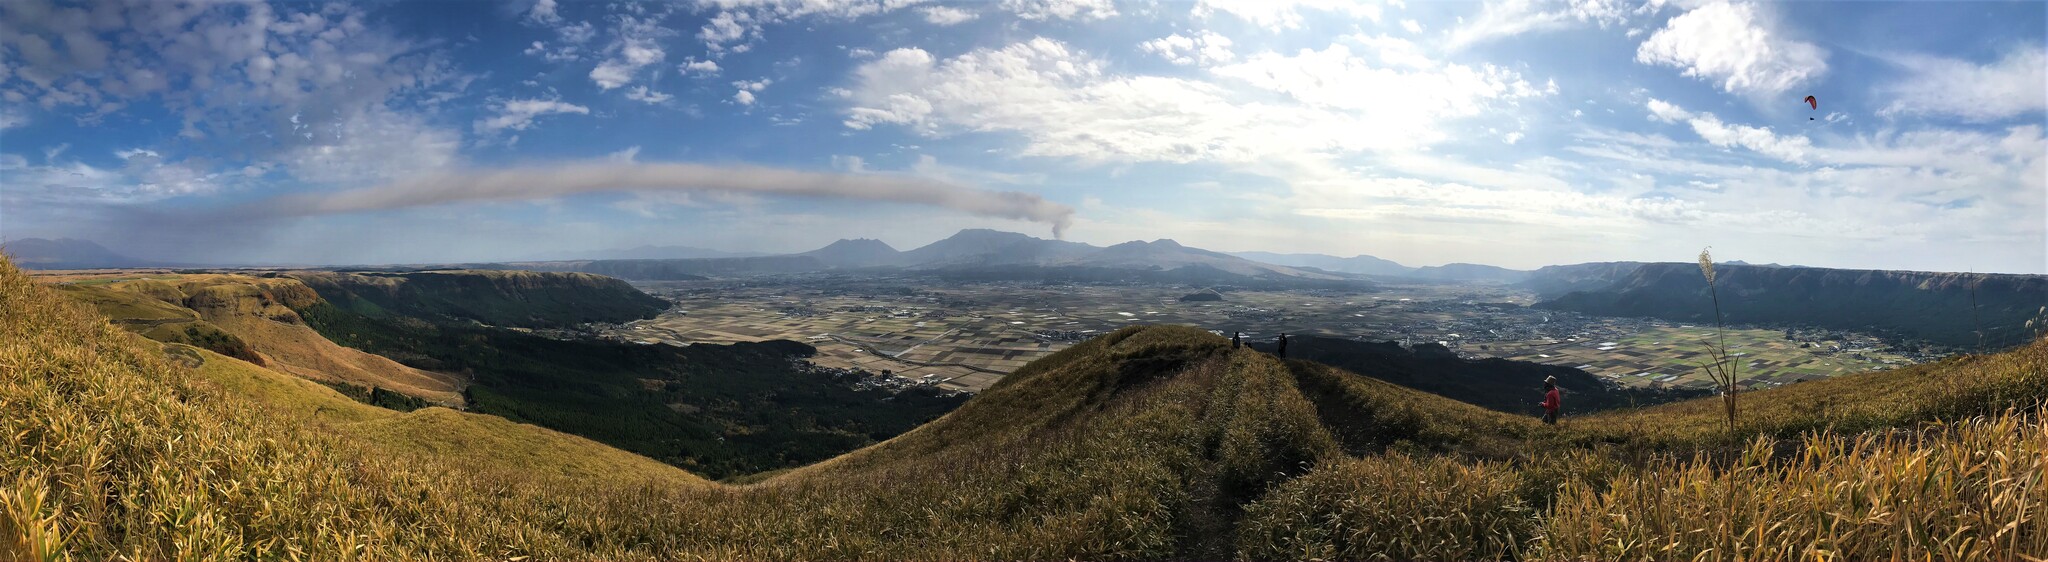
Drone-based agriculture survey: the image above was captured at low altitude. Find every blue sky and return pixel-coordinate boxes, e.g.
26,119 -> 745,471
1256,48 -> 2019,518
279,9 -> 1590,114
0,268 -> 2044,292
0,0 -> 2043,273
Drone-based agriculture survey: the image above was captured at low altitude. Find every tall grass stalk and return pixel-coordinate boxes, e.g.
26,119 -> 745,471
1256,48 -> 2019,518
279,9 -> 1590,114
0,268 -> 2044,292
1696,248 -> 1739,433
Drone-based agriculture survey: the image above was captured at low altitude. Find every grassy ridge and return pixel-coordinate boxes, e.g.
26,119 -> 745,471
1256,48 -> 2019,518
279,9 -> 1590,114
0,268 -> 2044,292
7,254 -> 2048,560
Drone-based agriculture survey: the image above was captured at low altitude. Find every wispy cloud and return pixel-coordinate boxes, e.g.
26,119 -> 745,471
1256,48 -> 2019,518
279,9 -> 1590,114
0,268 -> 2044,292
1880,47 -> 2047,122
244,162 -> 1078,238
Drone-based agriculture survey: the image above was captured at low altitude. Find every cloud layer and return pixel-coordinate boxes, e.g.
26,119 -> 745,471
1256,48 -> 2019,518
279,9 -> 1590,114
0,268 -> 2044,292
245,162 -> 1078,238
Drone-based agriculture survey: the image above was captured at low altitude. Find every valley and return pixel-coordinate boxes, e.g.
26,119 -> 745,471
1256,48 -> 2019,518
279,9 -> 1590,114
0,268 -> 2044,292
603,274 -> 1924,394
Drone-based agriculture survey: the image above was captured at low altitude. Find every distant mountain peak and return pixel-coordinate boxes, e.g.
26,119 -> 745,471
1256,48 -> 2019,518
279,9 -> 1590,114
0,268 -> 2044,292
2,238 -> 143,269
799,238 -> 903,267
818,238 -> 897,251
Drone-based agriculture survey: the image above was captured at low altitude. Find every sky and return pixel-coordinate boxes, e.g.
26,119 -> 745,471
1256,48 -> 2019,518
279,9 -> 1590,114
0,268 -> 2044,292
0,0 -> 2043,273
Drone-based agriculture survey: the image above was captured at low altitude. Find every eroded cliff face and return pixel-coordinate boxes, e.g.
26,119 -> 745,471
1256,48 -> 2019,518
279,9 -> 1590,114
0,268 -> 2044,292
288,269 -> 668,328
1532,263 -> 2048,347
123,276 -> 324,324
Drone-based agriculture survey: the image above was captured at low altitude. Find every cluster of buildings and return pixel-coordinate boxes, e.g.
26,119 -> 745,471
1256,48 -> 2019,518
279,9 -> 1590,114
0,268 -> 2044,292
802,362 -> 972,397
1028,329 -> 1093,342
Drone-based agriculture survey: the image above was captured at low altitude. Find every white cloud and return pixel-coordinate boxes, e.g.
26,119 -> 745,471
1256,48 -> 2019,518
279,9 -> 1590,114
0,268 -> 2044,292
590,16 -> 670,90
922,5 -> 977,25
1644,98 -> 1692,122
842,36 -> 1549,163
1208,40 -> 1548,125
1503,131 -> 1525,144
280,108 -> 460,187
525,0 -> 562,25
557,21 -> 596,44
1140,32 -> 1235,66
1445,0 -> 1630,50
698,11 -> 753,47
1584,109 -> 2045,262
1644,98 -> 1809,163
679,58 -> 721,75
1003,0 -> 1117,21
524,40 -> 580,62
734,90 -> 757,105
1880,47 -> 2046,122
625,86 -> 673,104
1195,0 -> 1383,30
1401,19 -> 1423,33
0,0 -> 473,195
475,99 -> 591,132
696,0 -> 924,51
1635,1 -> 1826,96
3,153 -> 226,204
1686,113 -> 1811,163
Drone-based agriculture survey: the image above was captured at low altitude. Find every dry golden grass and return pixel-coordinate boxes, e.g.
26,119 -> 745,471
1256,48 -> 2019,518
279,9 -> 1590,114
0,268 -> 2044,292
1237,452 -> 1535,560
48,274 -> 465,405
1538,410 -> 2048,561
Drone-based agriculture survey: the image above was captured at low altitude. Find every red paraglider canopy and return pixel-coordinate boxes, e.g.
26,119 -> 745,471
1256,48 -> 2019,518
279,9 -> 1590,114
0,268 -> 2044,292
1804,95 -> 1818,110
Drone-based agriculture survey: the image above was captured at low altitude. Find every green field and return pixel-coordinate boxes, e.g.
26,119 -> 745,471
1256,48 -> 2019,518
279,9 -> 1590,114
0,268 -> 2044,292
1494,326 -> 1910,390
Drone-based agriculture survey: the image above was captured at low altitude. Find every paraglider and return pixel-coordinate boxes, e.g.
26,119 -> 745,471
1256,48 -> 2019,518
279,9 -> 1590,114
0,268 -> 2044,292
1804,95 -> 1817,120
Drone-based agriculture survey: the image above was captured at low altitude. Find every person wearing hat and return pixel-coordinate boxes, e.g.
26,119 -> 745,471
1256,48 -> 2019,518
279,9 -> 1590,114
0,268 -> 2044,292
1539,375 -> 1562,425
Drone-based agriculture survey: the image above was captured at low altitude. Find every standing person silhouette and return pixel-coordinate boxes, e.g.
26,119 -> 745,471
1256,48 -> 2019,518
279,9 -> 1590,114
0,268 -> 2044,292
1276,333 -> 1289,359
1540,376 -> 1562,425
1231,331 -> 1241,349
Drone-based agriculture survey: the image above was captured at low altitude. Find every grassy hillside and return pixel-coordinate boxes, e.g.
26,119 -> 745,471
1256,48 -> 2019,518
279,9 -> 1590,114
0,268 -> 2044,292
0,258 -> 713,560
47,276 -> 466,405
288,269 -> 668,328
6,255 -> 2045,560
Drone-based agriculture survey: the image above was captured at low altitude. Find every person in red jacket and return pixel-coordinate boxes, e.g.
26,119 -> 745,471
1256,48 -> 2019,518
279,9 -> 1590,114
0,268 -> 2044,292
1540,376 -> 1562,425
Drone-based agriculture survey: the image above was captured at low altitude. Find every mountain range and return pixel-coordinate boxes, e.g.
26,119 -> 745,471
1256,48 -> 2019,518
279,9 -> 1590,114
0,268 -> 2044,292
796,229 -> 1333,277
503,229 -> 1357,286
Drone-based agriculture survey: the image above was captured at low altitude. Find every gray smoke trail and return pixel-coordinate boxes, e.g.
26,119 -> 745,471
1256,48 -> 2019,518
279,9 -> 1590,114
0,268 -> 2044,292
249,162 -> 1076,238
